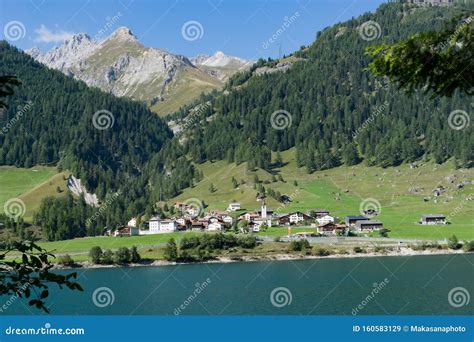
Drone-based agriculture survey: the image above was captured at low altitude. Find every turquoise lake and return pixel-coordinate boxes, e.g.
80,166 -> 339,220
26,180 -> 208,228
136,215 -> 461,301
2,254 -> 473,315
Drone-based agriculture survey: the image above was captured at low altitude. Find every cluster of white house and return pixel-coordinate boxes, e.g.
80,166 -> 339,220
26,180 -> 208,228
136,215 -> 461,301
112,199 -> 447,237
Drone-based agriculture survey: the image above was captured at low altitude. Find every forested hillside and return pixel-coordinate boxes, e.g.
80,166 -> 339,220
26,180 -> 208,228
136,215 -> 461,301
1,2 -> 472,241
0,43 -> 196,239
181,3 -> 473,171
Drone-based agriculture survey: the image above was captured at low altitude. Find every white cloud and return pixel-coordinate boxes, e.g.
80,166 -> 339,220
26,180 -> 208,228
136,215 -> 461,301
34,25 -> 74,43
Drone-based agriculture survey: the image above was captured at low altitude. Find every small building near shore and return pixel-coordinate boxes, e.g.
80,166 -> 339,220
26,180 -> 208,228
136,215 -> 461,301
421,214 -> 447,225
149,218 -> 177,233
191,222 -> 206,231
316,215 -> 335,225
278,212 -> 312,225
345,215 -> 369,226
114,226 -> 139,237
208,221 -> 224,231
355,220 -> 383,232
317,222 -> 345,235
313,209 -> 330,218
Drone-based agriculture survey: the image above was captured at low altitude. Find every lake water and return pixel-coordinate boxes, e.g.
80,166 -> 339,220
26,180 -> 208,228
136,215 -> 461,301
2,254 -> 473,315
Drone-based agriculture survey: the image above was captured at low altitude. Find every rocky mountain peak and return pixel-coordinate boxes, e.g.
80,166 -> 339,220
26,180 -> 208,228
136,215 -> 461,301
25,46 -> 42,59
196,50 -> 250,68
107,26 -> 139,43
67,32 -> 93,46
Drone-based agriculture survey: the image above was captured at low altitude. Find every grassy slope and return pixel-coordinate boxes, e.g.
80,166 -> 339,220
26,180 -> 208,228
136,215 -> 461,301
18,171 -> 70,217
151,68 -> 223,116
0,166 -> 65,220
171,148 -> 473,240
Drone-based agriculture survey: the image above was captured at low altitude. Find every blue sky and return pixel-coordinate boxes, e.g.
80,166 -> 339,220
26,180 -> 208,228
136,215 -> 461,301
0,0 -> 386,59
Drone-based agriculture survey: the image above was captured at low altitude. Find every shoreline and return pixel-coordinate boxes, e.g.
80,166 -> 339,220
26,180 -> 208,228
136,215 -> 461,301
56,247 -> 470,270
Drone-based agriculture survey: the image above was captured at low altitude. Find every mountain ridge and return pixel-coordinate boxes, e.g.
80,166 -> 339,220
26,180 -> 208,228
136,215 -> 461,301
25,27 -> 251,115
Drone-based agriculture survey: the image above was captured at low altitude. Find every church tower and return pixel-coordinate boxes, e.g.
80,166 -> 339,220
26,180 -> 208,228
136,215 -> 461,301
261,200 -> 267,219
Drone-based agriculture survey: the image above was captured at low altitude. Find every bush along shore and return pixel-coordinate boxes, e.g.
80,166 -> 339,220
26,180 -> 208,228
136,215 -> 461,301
50,234 -> 474,269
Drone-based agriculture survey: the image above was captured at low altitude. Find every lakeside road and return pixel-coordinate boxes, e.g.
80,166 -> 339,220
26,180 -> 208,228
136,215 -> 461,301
43,236 -> 445,258
259,235 -> 446,244
37,236 -> 470,270
54,247 -> 470,270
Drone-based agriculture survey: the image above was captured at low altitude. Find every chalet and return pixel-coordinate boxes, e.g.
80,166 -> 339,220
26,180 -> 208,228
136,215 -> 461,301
239,212 -> 260,222
227,202 -> 241,211
220,214 -> 233,224
278,212 -> 312,225
345,215 -> 369,226
316,215 -> 335,225
248,220 -> 266,232
191,222 -> 205,231
209,211 -> 234,224
114,226 -> 138,237
208,221 -> 224,231
421,214 -> 447,225
317,222 -> 345,235
173,202 -> 200,217
149,218 -> 177,233
355,220 -> 383,232
313,209 -> 330,218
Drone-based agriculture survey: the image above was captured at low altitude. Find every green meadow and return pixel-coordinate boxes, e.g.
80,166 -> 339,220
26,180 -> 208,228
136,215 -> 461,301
171,148 -> 473,240
0,166 -> 65,220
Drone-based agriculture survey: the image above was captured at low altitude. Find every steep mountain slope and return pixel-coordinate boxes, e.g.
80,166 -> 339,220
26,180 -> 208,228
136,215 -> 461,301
0,42 -> 197,237
26,28 -> 250,116
179,2 -> 473,171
